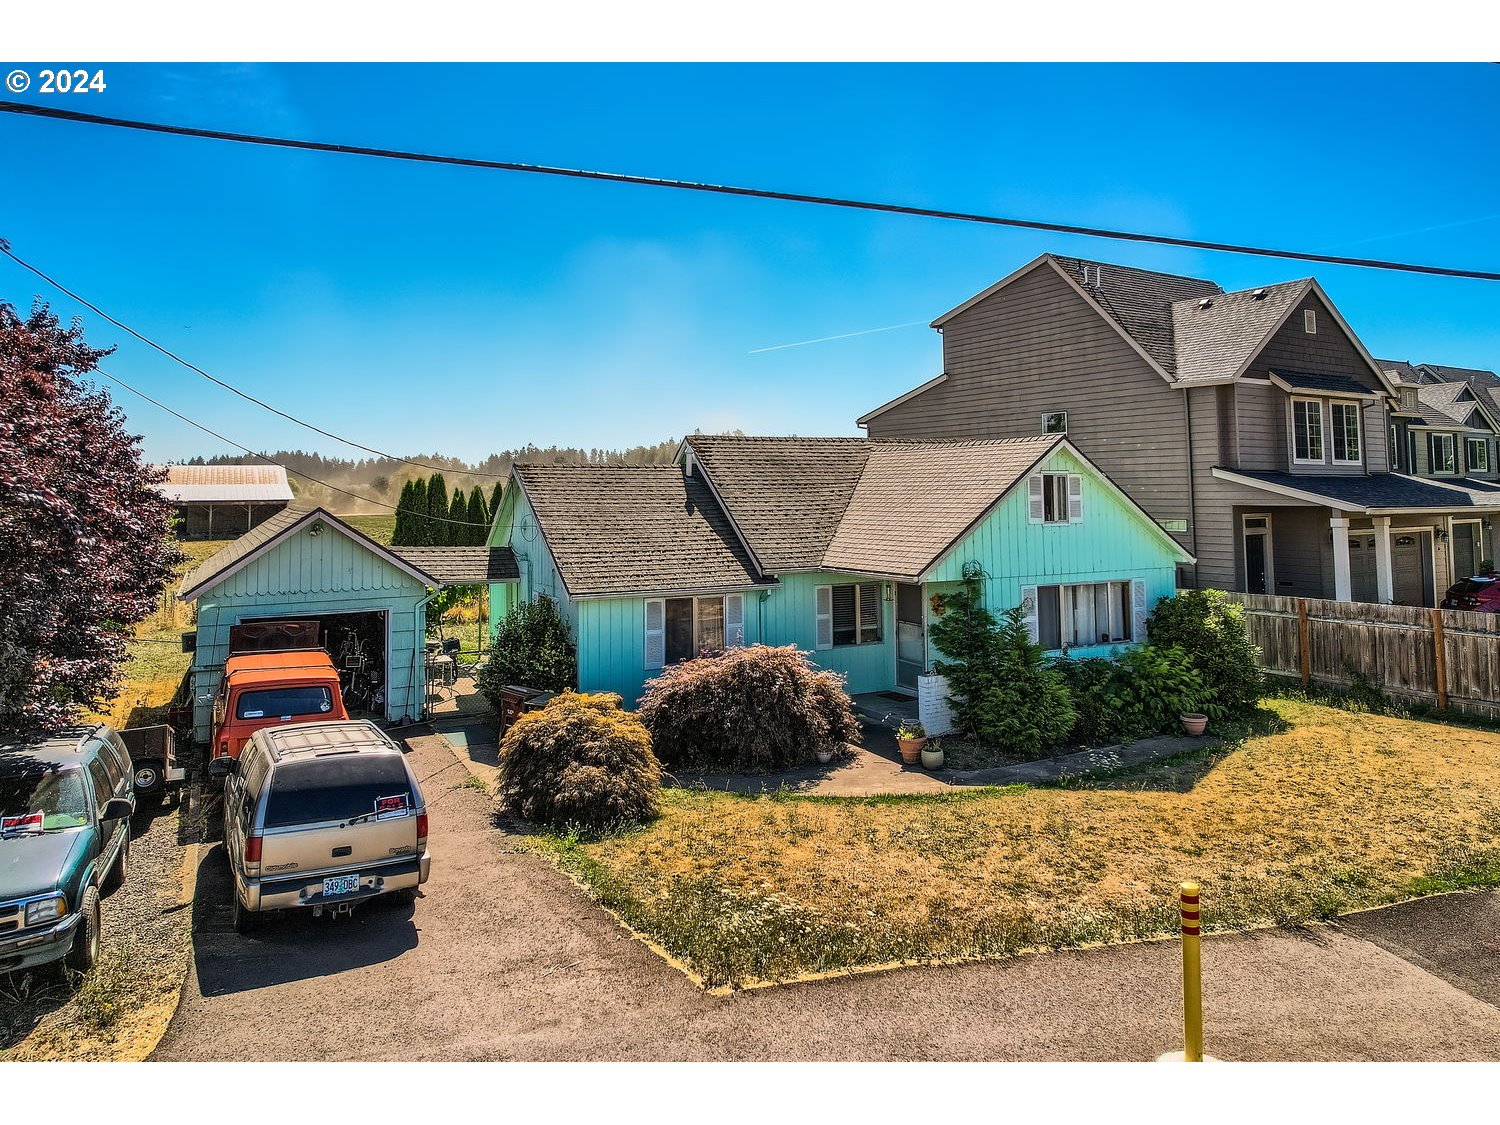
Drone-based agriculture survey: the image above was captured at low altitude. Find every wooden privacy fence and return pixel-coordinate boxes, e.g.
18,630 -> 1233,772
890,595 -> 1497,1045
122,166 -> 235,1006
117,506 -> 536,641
1223,592 -> 1500,719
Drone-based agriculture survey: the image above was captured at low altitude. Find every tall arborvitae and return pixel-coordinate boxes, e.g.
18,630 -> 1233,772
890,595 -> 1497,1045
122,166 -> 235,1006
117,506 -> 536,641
409,477 -> 429,547
393,479 -> 415,545
426,473 -> 448,547
465,486 -> 489,546
447,491 -> 467,546
488,480 -> 504,524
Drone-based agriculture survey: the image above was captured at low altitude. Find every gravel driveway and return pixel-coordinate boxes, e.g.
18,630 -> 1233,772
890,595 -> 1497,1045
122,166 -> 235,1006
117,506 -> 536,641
151,729 -> 1500,1062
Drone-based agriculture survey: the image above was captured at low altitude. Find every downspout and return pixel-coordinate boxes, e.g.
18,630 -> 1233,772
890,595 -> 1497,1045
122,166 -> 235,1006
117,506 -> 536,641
409,587 -> 439,725
1182,386 -> 1200,585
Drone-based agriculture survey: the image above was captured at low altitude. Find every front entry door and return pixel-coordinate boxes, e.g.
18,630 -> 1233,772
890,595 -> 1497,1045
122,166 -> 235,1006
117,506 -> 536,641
895,583 -> 925,692
1392,532 -> 1435,607
1452,520 -> 1481,581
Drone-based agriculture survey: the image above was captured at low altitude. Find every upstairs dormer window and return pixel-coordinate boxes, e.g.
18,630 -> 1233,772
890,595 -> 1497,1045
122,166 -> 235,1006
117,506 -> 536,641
1292,399 -> 1324,463
1331,402 -> 1362,464
1029,472 -> 1082,524
1400,386 -> 1420,413
1429,433 -> 1458,475
1467,437 -> 1489,473
1041,411 -> 1068,435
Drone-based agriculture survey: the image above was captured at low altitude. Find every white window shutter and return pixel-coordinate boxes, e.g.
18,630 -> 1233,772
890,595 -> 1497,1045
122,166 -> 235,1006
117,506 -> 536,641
1067,475 -> 1083,523
1021,585 -> 1039,645
644,599 -> 665,669
1028,475 -> 1045,523
725,594 -> 745,647
1131,579 -> 1148,643
814,585 -> 833,651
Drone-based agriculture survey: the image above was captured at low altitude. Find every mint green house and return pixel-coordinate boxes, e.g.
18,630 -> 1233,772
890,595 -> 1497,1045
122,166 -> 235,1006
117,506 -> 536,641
487,434 -> 1193,726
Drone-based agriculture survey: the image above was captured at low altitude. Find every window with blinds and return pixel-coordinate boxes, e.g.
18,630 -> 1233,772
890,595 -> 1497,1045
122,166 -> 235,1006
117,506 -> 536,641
820,581 -> 883,648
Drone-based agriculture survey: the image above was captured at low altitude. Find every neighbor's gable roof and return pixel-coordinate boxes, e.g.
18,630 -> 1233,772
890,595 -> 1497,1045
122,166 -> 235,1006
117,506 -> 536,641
683,435 -> 870,571
179,504 -> 447,600
510,463 -> 770,598
1170,279 -> 1310,384
157,463 -> 294,503
388,546 -> 520,584
821,436 -> 1063,580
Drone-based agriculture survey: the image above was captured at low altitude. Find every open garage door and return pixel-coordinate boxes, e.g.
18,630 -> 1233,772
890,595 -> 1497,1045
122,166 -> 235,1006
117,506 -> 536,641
241,611 -> 389,720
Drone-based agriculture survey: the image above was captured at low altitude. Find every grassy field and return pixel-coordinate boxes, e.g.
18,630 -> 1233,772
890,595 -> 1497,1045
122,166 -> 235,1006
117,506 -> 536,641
339,513 -> 396,544
527,699 -> 1500,990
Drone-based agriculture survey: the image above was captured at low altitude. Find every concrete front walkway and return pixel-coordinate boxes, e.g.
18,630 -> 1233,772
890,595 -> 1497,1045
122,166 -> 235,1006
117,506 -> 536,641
152,725 -> 1500,1061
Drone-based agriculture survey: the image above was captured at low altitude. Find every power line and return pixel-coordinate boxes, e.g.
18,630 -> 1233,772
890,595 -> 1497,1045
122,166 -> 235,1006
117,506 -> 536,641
2,99 -> 1497,282
91,367 -> 491,530
0,241 -> 507,478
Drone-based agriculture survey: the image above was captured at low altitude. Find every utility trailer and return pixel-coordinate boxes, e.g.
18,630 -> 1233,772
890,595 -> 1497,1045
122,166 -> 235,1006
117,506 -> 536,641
118,723 -> 189,804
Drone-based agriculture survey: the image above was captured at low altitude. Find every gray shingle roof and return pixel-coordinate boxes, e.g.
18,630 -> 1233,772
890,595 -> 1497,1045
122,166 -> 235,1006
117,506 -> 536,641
1220,469 -> 1500,512
821,436 -> 1063,580
512,463 -> 769,598
1270,369 -> 1378,397
1171,280 -> 1311,384
1050,256 -> 1221,374
179,502 -> 316,597
685,436 -> 870,570
388,546 -> 519,584
1415,382 -> 1481,427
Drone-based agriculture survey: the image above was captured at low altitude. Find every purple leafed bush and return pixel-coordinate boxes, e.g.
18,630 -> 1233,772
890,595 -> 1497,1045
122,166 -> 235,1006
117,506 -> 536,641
638,644 -> 861,773
497,692 -> 660,831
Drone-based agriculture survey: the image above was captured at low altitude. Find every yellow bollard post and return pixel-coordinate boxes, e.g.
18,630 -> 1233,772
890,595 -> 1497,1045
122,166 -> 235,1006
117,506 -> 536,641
1180,880 -> 1204,1062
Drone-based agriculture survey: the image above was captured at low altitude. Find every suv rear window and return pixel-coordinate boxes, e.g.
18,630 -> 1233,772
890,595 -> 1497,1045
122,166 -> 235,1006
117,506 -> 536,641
235,686 -> 334,721
262,755 -> 413,828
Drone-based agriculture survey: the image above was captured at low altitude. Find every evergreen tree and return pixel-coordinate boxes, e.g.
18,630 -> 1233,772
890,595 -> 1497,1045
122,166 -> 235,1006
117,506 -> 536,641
425,473 -> 448,546
409,477 -> 428,546
466,486 -> 489,545
447,490 -> 467,546
393,479 -> 414,545
488,480 -> 504,523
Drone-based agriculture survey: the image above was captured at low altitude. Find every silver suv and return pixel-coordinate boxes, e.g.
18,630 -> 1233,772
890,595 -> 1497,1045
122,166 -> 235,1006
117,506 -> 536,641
209,720 -> 430,932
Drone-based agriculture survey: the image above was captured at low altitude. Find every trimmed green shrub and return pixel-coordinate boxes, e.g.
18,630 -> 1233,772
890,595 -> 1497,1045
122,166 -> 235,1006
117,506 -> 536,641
928,579 -> 1075,757
1058,645 -> 1215,744
497,692 -> 660,830
1054,656 -> 1125,745
1146,589 -> 1262,713
479,594 -> 578,701
638,644 -> 861,772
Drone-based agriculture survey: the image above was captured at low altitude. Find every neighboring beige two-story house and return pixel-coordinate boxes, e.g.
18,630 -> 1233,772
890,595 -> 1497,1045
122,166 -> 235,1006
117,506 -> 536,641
860,253 -> 1500,607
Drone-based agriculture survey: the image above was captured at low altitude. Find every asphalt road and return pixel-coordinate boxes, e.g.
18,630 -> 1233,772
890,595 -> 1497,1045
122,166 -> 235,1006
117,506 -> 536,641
152,730 -> 1500,1062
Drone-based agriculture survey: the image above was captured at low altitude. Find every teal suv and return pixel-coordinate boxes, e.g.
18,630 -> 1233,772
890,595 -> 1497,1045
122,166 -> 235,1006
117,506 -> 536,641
1,726 -> 135,975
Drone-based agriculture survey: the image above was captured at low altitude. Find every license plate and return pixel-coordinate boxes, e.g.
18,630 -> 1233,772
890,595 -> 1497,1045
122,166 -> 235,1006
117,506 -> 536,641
322,874 -> 361,897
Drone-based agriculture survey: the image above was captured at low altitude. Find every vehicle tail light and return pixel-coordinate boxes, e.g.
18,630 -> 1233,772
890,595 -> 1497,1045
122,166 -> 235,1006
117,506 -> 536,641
244,833 -> 263,874
416,813 -> 428,850
218,740 -> 229,757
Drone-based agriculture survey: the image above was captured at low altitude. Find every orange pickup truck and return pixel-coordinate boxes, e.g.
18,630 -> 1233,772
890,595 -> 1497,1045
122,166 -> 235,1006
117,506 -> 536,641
211,649 -> 349,761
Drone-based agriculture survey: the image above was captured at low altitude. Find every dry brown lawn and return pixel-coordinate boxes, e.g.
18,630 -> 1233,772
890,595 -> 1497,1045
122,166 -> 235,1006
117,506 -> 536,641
534,699 -> 1500,989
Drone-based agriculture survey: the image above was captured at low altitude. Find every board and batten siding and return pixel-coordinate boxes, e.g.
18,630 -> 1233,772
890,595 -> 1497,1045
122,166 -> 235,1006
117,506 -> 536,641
923,446 -> 1182,659
759,572 -> 897,695
190,522 -> 429,743
864,261 -> 1194,551
487,485 -> 579,643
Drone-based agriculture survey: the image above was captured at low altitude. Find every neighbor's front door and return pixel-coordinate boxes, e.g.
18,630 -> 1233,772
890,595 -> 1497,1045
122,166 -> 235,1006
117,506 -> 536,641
896,583 -> 924,692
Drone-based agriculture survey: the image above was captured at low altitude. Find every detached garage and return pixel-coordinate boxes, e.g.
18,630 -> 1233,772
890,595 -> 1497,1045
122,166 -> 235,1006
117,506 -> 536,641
178,503 -> 517,746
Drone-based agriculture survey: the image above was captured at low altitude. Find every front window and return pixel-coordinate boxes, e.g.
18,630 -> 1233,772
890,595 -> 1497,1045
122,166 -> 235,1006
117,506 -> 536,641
1430,433 -> 1458,475
662,596 -> 739,664
1331,402 -> 1361,464
235,685 -> 335,721
1042,473 -> 1069,523
0,767 -> 89,834
831,582 -> 883,647
1467,438 -> 1489,473
1293,399 -> 1324,462
1035,581 -> 1134,650
1390,424 -> 1403,471
1041,411 -> 1068,435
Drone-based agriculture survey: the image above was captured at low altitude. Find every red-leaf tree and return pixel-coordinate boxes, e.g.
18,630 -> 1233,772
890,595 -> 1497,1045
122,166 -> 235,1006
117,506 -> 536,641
0,297 -> 183,736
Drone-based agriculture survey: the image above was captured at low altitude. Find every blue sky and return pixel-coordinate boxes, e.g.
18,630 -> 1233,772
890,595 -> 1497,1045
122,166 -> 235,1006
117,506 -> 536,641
2,63 -> 1497,463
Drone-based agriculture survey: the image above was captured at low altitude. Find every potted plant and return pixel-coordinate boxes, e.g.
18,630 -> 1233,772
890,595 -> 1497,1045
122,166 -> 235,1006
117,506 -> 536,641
896,720 -> 927,766
920,737 -> 944,771
814,745 -> 837,765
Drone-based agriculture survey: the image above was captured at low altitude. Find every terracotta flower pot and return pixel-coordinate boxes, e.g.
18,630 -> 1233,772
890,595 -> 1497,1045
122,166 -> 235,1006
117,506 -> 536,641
1180,713 -> 1209,737
897,736 -> 926,765
920,747 -> 944,771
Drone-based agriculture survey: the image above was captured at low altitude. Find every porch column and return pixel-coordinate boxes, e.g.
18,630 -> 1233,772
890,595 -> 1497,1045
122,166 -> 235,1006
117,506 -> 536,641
1330,515 -> 1352,602
1373,516 -> 1395,604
